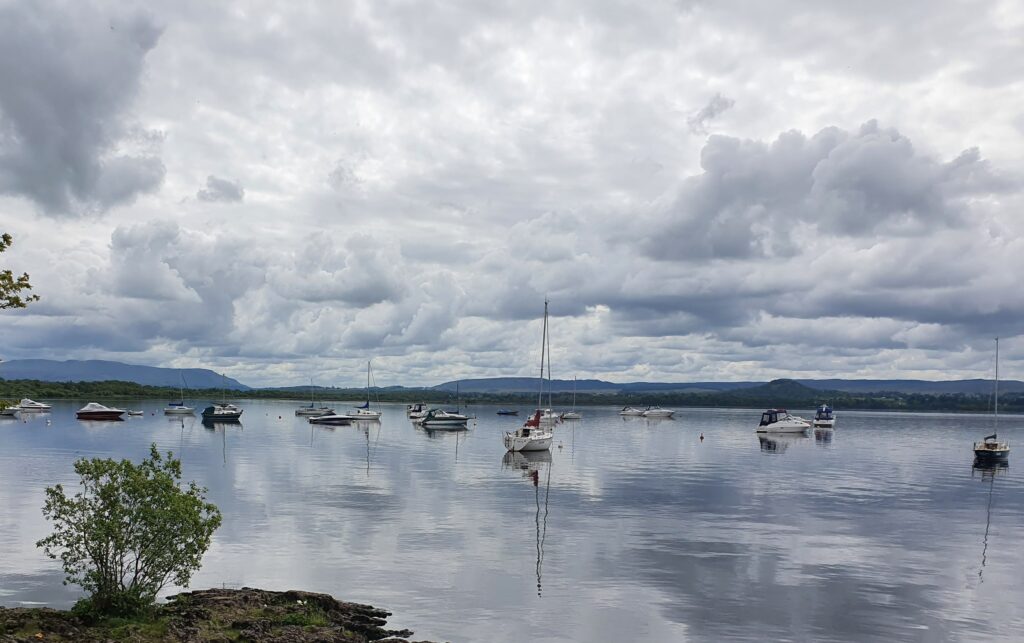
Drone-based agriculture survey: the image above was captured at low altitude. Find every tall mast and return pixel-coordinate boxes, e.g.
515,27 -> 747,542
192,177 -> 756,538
366,361 -> 371,408
546,306 -> 552,410
995,337 -> 999,434
538,299 -> 547,409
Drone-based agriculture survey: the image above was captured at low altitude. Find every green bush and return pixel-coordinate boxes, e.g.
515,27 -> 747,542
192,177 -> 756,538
37,445 -> 222,617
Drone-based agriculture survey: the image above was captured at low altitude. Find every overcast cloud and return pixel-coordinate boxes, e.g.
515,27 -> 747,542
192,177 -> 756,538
1,0 -> 1022,387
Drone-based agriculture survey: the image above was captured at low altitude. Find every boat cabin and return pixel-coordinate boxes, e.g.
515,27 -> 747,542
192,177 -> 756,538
759,409 -> 787,426
815,405 -> 834,421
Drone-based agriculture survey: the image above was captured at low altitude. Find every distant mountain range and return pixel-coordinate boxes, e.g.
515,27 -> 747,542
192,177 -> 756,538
2,359 -> 1018,396
0,360 -> 250,390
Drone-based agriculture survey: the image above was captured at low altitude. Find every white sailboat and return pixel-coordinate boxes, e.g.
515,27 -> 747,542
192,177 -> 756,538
332,362 -> 382,421
295,377 -> 335,416
504,300 -> 555,452
164,371 -> 195,415
560,376 -> 581,420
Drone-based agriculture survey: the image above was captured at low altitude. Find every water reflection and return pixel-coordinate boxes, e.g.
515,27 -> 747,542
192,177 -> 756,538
758,434 -> 808,453
973,462 -> 1007,584
502,451 -> 553,598
814,428 -> 834,446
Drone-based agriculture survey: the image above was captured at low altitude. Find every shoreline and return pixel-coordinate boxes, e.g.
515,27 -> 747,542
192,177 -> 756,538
0,587 -> 437,642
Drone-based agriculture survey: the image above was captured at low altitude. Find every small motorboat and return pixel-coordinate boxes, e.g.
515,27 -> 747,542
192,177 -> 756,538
504,410 -> 554,452
163,402 -> 195,415
497,409 -> 519,416
201,403 -> 243,421
295,405 -> 335,417
406,402 -> 428,416
619,407 -> 645,416
309,414 -> 353,426
127,410 -> 145,417
812,404 -> 836,428
19,398 -> 51,412
756,409 -> 810,433
642,407 -> 674,418
421,409 -> 470,429
560,411 -> 581,420
76,402 -> 126,421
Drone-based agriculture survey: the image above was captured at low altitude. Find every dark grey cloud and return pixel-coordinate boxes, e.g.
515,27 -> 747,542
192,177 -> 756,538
687,93 -> 735,134
196,175 -> 244,203
0,2 -> 164,215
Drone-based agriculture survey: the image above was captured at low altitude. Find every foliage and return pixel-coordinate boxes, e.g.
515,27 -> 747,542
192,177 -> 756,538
37,445 -> 222,617
0,233 -> 40,309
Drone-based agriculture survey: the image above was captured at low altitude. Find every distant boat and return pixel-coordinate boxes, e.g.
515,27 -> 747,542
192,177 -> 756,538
561,376 -> 581,420
406,402 -> 428,416
642,407 -> 674,418
619,407 -> 645,416
127,410 -> 145,417
812,403 -> 835,428
421,408 -> 470,429
308,414 -> 353,426
201,403 -> 242,422
76,402 -> 126,421
756,409 -> 810,433
19,398 -> 51,412
333,362 -> 382,421
975,338 -> 1009,464
497,409 -> 519,416
295,378 -> 334,417
164,371 -> 195,415
504,300 -> 555,453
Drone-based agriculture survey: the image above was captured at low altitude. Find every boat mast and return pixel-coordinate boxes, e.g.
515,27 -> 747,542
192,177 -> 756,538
572,375 -> 576,412
546,302 -> 552,410
538,299 -> 547,409
366,361 -> 371,409
995,337 -> 999,436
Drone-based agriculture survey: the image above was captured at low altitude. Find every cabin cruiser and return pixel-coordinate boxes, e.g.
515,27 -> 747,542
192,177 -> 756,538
642,407 -> 675,418
406,402 -> 428,416
19,398 -> 51,412
76,402 -> 126,421
504,410 -> 554,452
756,409 -> 810,433
201,403 -> 243,421
812,404 -> 835,428
420,409 -> 470,428
619,407 -> 645,416
308,413 -> 353,426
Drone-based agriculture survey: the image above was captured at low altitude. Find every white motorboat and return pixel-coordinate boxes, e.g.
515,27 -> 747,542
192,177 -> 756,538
619,407 -> 645,416
164,371 -> 195,415
642,407 -> 675,418
127,410 -> 145,417
421,409 -> 470,429
812,404 -> 835,428
503,300 -> 556,453
504,410 -> 554,452
76,402 -> 126,420
756,408 -> 810,433
406,402 -> 428,416
19,398 -> 51,412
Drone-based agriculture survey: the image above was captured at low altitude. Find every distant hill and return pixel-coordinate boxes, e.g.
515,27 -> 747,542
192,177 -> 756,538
0,359 -> 250,390
433,377 -> 1022,395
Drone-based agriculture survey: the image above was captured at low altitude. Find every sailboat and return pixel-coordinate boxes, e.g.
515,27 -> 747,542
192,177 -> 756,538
560,376 -> 581,420
974,338 -> 1010,463
202,374 -> 243,422
295,378 -> 335,416
164,371 -> 195,415
331,362 -> 382,421
504,300 -> 555,452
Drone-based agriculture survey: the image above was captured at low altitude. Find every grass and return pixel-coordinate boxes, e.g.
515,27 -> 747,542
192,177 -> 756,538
278,608 -> 330,627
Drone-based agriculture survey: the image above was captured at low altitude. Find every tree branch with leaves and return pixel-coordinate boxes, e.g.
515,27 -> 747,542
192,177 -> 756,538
1,233 -> 40,309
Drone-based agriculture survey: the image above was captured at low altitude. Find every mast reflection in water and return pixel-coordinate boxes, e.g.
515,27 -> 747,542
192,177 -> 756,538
502,450 -> 553,597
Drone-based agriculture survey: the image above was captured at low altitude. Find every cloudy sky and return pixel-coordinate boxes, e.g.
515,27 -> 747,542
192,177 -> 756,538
1,0 -> 1022,387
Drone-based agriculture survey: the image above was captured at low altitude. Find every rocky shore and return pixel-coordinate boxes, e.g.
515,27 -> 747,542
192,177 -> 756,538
0,588 -> 437,642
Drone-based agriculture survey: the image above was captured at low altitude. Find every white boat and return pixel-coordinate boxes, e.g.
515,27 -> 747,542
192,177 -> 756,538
974,338 -> 1009,463
296,377 -> 334,416
332,362 -> 382,420
642,407 -> 674,418
812,404 -> 835,428
539,408 -> 560,426
504,300 -> 555,453
202,403 -> 243,421
309,414 -> 353,426
406,402 -> 427,416
619,407 -> 645,416
76,402 -> 126,420
421,408 -> 470,428
19,398 -> 51,412
164,372 -> 195,415
127,410 -> 145,417
756,408 -> 810,433
560,376 -> 582,420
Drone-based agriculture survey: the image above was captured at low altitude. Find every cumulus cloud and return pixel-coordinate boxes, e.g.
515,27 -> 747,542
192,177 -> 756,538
687,94 -> 735,134
196,175 -> 245,202
0,2 -> 164,215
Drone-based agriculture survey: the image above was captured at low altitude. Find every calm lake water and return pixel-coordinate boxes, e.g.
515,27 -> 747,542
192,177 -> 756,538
2,401 -> 1023,641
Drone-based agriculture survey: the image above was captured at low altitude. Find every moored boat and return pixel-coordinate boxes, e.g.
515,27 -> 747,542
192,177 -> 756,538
76,402 -> 126,421
504,410 -> 554,452
560,376 -> 582,420
0,405 -> 19,418
974,338 -> 1010,464
756,408 -> 810,433
642,407 -> 674,418
201,403 -> 243,422
164,371 -> 195,415
812,404 -> 835,428
19,398 -> 51,412
421,408 -> 470,429
497,409 -> 519,416
619,407 -> 645,416
296,378 -> 334,416
309,414 -> 353,426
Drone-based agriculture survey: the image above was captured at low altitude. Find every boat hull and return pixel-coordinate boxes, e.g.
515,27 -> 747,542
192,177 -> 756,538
504,433 -> 553,452
421,419 -> 469,428
295,408 -> 334,417
560,412 -> 581,420
0,408 -> 19,417
974,448 -> 1009,463
309,415 -> 353,426
77,411 -> 125,421
756,423 -> 809,433
643,410 -> 674,418
812,419 -> 835,428
164,407 -> 195,415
